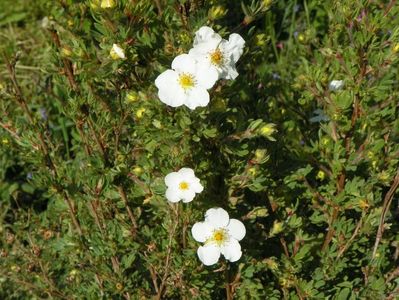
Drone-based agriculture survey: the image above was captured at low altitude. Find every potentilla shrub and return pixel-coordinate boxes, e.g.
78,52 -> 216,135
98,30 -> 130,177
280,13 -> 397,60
0,0 -> 398,299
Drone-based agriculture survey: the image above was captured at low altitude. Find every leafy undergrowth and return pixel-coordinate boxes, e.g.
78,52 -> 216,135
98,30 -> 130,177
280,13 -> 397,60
0,0 -> 399,299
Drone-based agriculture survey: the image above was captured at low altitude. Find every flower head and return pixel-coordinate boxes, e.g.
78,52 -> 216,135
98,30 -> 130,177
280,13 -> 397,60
164,168 -> 204,203
192,208 -> 246,266
110,44 -> 126,60
155,54 -> 218,110
189,26 -> 245,80
329,80 -> 344,91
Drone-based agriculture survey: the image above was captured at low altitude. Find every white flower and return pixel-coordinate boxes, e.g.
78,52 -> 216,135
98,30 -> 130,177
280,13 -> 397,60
189,26 -> 245,80
110,44 -> 126,60
164,168 -> 204,203
191,208 -> 246,266
329,80 -> 344,91
155,54 -> 217,110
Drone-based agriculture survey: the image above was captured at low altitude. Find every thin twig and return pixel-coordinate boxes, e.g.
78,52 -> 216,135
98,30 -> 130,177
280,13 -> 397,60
156,204 -> 179,299
372,168 -> 399,259
117,186 -> 138,233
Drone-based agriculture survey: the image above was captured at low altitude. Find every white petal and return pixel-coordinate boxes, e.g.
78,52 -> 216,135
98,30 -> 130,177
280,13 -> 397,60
165,188 -> 181,203
190,178 -> 204,193
185,87 -> 209,110
197,244 -> 221,266
178,167 -> 195,178
181,189 -> 196,203
158,86 -> 186,107
226,33 -> 245,62
196,64 -> 219,89
155,69 -> 178,90
227,219 -> 246,241
155,70 -> 186,107
221,239 -> 242,262
205,208 -> 229,228
172,54 -> 197,74
164,172 -> 181,187
193,26 -> 222,48
191,221 -> 213,242
220,64 -> 239,80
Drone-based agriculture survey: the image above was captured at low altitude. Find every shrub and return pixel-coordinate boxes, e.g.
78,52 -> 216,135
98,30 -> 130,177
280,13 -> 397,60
1,0 -> 399,299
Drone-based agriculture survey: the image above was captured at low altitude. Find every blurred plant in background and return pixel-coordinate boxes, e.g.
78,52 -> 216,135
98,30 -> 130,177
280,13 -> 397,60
0,0 -> 398,299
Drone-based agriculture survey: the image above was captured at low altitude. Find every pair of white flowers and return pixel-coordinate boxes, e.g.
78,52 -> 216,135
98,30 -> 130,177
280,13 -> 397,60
155,26 -> 245,110
165,168 -> 246,266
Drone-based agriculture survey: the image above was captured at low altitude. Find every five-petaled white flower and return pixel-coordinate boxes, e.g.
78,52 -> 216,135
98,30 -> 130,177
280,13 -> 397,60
329,80 -> 344,91
192,207 -> 246,266
110,44 -> 126,60
189,26 -> 245,80
155,54 -> 218,110
164,168 -> 204,203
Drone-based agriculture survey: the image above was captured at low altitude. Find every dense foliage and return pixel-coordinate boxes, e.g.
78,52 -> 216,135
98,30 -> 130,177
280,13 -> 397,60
1,0 -> 399,299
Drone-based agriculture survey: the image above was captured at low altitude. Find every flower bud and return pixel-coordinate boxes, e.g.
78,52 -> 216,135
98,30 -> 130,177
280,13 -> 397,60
255,33 -> 267,46
208,5 -> 227,19
248,167 -> 257,176
110,44 -> 126,60
316,170 -> 325,180
253,149 -> 269,164
101,0 -> 116,8
270,221 -> 284,236
393,43 -> 399,53
135,108 -> 146,119
126,91 -> 138,103
61,46 -> 72,57
258,123 -> 277,140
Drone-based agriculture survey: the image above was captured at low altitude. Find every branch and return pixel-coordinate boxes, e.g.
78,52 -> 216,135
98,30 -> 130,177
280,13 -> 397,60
372,168 -> 399,259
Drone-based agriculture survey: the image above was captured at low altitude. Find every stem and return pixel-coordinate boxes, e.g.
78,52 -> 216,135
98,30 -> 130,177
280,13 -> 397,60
225,264 -> 233,300
117,186 -> 138,233
372,168 -> 399,259
156,204 -> 179,299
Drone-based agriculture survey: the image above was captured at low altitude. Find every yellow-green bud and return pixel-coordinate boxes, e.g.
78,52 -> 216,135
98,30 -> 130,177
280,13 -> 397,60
255,33 -> 267,46
259,123 -> 277,140
126,91 -> 139,103
208,5 -> 227,19
316,170 -> 325,180
101,0 -> 116,8
393,43 -> 399,53
270,220 -> 284,236
248,167 -> 257,176
132,166 -> 143,176
135,108 -> 146,119
61,47 -> 72,57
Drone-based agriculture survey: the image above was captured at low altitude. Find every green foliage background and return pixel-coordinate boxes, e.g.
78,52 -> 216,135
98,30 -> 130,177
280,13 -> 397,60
1,0 -> 399,299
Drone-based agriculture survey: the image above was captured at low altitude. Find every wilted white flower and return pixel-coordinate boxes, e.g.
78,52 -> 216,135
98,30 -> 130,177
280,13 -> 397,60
110,44 -> 126,60
189,26 -> 245,80
155,54 -> 217,109
192,207 -> 246,266
164,168 -> 203,203
329,80 -> 344,91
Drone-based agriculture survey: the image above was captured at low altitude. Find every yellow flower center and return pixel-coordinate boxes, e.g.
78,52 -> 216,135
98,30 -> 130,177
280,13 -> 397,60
207,229 -> 229,246
179,181 -> 189,190
210,49 -> 224,66
178,73 -> 195,90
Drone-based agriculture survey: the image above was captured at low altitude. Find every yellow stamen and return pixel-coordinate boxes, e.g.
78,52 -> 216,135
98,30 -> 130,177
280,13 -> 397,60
207,229 -> 229,246
179,181 -> 189,190
178,73 -> 195,90
210,49 -> 223,66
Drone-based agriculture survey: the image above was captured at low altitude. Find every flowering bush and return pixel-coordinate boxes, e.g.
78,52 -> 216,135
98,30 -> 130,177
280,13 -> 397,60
1,0 -> 399,299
